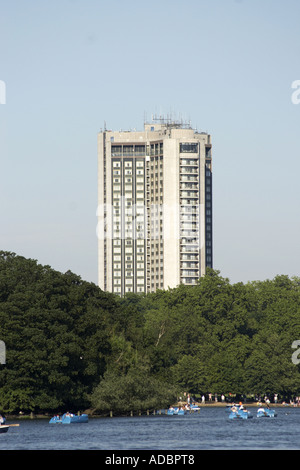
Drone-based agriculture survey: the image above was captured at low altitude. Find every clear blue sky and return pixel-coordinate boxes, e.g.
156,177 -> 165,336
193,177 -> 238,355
0,0 -> 299,285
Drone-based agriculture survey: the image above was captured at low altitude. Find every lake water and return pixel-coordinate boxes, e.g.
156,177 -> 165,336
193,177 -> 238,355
0,406 -> 300,451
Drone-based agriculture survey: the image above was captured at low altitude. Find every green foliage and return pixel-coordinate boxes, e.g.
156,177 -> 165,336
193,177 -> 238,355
1,251 -> 300,413
90,364 -> 178,413
0,252 -> 116,412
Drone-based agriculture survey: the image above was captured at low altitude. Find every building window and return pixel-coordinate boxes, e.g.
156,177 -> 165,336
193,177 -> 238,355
123,146 -> 134,156
111,146 -> 122,156
135,145 -> 145,155
180,143 -> 199,153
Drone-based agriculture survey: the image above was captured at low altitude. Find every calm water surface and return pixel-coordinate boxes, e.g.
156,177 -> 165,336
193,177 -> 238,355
1,407 -> 300,450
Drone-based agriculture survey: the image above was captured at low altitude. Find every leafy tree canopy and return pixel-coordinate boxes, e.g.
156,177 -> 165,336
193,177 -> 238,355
0,253 -> 300,413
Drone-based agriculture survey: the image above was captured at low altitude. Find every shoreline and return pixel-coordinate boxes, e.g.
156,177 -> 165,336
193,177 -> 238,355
4,402 -> 299,420
178,402 -> 294,408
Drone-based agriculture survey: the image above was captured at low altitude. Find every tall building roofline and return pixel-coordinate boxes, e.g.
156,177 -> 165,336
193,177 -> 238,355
147,114 -> 192,130
99,114 -> 209,135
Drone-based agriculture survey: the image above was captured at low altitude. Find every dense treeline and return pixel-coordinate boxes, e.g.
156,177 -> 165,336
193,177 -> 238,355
0,251 -> 300,414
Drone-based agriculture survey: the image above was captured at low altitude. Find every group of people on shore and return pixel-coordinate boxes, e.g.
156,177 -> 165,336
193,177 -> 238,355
179,391 -> 300,407
198,393 -> 300,405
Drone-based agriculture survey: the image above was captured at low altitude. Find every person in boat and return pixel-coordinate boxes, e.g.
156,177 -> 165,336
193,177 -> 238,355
231,404 -> 238,413
0,414 -> 5,425
240,407 -> 249,414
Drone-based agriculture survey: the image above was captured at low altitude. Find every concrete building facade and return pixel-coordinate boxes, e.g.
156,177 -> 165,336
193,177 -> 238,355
97,118 -> 212,295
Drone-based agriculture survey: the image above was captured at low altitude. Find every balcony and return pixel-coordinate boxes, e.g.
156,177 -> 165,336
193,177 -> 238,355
180,176 -> 198,182
181,270 -> 199,277
180,245 -> 200,254
180,262 -> 199,269
180,159 -> 199,166
179,168 -> 198,175
181,278 -> 198,285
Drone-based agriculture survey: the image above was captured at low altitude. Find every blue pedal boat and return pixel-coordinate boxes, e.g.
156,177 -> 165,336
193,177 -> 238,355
167,407 -> 187,415
229,409 -> 252,420
257,408 -> 276,418
190,404 -> 200,412
49,413 -> 88,424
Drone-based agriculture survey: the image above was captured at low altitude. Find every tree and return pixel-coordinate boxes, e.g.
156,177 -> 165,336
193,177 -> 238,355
0,252 -> 117,412
90,363 -> 178,414
170,355 -> 209,394
1,251 -> 300,413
